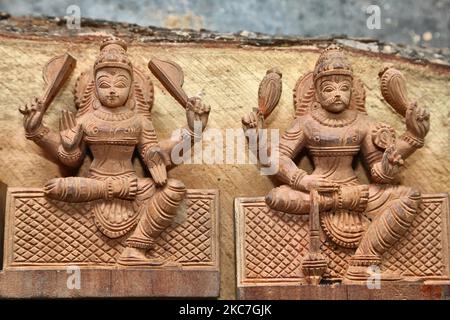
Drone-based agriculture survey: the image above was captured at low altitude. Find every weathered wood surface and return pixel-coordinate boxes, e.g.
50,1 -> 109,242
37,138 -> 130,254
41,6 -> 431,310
0,16 -> 449,299
238,283 -> 450,300
0,269 -> 220,298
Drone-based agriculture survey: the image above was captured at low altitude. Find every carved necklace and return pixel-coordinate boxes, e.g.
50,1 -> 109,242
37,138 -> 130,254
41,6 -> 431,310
93,108 -> 135,121
310,103 -> 358,127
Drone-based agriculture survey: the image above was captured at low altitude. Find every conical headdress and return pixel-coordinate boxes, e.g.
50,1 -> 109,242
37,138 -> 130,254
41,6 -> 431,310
313,45 -> 353,84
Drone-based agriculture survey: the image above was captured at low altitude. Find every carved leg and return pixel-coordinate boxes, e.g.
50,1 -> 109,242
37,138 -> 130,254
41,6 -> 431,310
44,176 -> 137,202
265,185 -> 335,214
344,185 -> 421,283
118,178 -> 186,266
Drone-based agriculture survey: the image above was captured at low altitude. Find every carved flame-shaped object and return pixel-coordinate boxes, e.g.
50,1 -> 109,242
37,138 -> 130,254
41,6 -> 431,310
379,64 -> 409,117
257,68 -> 282,119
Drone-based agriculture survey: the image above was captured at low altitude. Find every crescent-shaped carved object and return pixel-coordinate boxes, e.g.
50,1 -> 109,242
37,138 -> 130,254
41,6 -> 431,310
148,58 -> 189,108
41,53 -> 76,112
379,64 -> 410,117
258,68 -> 282,119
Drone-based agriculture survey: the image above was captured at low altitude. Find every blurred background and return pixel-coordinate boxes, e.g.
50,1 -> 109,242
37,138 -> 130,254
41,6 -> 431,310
0,0 -> 448,47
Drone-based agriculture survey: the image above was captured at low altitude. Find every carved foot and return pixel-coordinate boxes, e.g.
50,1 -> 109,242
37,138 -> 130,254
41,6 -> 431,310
301,253 -> 328,285
117,247 -> 166,266
343,255 -> 403,284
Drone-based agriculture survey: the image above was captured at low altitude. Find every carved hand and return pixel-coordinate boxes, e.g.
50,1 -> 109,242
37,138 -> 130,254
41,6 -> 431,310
381,145 -> 403,177
18,97 -> 45,134
146,147 -> 168,187
186,97 -> 210,133
242,108 -> 264,133
405,102 -> 430,139
59,110 -> 83,151
296,174 -> 339,193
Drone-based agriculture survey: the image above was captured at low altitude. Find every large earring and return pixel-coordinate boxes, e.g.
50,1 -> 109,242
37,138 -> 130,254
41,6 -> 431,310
93,98 -> 101,110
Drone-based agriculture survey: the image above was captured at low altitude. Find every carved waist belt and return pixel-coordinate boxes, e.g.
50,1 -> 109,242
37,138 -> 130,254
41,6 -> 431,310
85,137 -> 138,145
309,146 -> 360,157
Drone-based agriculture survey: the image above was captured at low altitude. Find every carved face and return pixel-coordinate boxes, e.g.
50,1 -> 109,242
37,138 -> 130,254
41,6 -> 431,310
95,67 -> 132,108
316,75 -> 352,113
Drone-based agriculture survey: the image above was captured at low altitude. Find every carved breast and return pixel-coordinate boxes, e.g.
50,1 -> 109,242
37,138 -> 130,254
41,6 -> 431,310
83,110 -> 142,146
305,118 -> 363,157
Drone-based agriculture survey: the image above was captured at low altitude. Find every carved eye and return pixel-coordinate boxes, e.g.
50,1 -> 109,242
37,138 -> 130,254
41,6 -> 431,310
98,82 -> 111,89
114,81 -> 127,88
323,87 -> 334,93
341,85 -> 350,91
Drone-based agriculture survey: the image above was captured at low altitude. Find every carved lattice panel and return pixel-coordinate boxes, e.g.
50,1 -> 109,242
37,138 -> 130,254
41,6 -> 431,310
236,194 -> 449,284
243,204 -> 309,279
4,189 -> 218,268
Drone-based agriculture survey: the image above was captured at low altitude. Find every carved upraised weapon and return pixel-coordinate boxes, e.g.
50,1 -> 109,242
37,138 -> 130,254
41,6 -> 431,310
258,68 -> 282,119
379,64 -> 411,117
148,58 -> 189,108
41,53 -> 77,112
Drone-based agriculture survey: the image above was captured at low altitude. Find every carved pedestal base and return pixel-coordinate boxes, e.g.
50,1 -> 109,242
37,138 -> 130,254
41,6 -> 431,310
235,195 -> 450,300
0,188 -> 220,298
0,268 -> 219,298
238,282 -> 450,300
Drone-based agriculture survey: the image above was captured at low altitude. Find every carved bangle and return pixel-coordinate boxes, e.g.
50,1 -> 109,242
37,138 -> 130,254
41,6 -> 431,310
401,132 -> 425,148
337,188 -> 344,210
57,145 -> 83,162
25,125 -> 50,142
106,180 -> 114,200
290,170 -> 307,189
371,163 -> 394,183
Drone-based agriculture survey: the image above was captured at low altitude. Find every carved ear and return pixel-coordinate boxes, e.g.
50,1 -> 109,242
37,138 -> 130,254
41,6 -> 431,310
293,71 -> 316,118
349,77 -> 367,114
73,69 -> 95,117
133,67 -> 154,119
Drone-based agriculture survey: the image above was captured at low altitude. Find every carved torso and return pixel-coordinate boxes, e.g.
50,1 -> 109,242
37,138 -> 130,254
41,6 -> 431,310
299,107 -> 370,185
80,109 -> 146,179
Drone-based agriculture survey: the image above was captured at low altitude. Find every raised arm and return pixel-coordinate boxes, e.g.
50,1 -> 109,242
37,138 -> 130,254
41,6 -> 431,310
394,102 -> 430,160
159,97 -> 210,167
19,98 -> 85,168
362,120 -> 403,184
137,98 -> 210,185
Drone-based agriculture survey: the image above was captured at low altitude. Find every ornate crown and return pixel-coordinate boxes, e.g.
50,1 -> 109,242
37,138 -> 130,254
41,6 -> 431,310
313,45 -> 353,84
94,36 -> 133,73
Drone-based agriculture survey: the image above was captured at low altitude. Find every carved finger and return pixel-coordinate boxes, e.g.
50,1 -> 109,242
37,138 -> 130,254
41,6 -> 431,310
242,114 -> 251,125
392,153 -> 404,166
59,115 -> 64,132
68,111 -> 77,128
61,110 -> 69,130
157,164 -> 167,184
202,104 -> 211,114
19,104 -> 29,115
73,124 -> 83,144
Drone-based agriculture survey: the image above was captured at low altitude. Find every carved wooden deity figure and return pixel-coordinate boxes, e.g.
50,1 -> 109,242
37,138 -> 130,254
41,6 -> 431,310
243,45 -> 430,283
18,37 -> 210,266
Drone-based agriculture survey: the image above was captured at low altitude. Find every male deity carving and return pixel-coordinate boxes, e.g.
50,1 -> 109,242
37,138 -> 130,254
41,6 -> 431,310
243,45 -> 430,283
19,37 -> 210,266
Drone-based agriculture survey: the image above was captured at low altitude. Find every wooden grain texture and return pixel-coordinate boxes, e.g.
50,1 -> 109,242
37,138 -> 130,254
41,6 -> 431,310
0,36 -> 449,299
238,283 -> 450,300
0,269 -> 220,298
